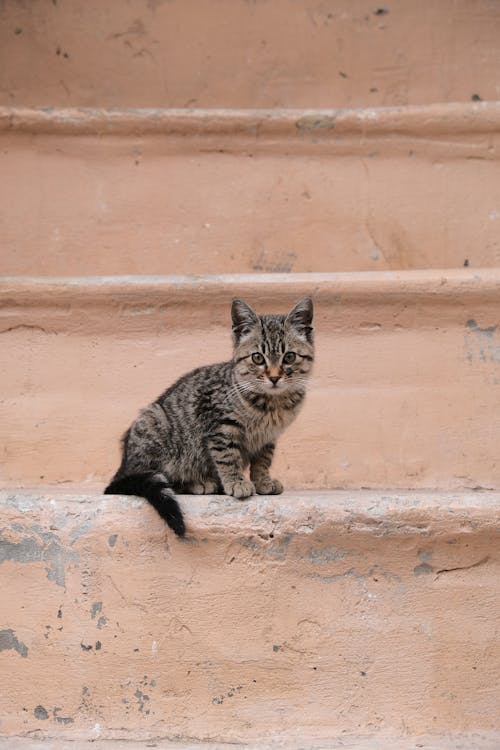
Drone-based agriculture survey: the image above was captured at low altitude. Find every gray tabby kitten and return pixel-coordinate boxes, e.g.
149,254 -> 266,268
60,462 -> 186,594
104,297 -> 314,536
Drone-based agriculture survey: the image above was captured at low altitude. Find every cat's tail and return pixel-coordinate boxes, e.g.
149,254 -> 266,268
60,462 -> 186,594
104,472 -> 185,537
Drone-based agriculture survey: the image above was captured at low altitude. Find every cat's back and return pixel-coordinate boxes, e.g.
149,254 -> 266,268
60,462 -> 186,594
155,359 -> 233,411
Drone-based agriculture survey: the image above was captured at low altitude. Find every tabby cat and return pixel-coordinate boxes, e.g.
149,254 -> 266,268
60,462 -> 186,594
104,296 -> 314,536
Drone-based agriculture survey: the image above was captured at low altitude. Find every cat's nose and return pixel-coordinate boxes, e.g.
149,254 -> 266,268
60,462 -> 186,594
269,375 -> 280,386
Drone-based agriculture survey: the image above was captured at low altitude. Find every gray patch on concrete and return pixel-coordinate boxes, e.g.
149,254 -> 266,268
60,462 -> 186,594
307,545 -> 350,564
53,707 -> 74,724
0,629 -> 28,657
465,319 -> 500,362
70,515 -> 96,543
134,689 -> 150,713
418,550 -> 433,562
296,114 -> 336,131
241,532 -> 293,561
0,527 -> 78,587
310,567 -> 368,585
414,562 -> 434,576
253,250 -> 297,273
108,534 -> 118,547
34,705 -> 48,720
91,601 -> 102,619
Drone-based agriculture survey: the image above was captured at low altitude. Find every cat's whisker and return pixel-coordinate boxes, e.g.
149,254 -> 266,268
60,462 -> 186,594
222,380 -> 257,404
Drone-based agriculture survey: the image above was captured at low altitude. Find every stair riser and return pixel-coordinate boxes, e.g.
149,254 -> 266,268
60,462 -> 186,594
1,492 -> 498,741
1,1 -> 499,109
1,274 -> 499,488
2,106 -> 500,275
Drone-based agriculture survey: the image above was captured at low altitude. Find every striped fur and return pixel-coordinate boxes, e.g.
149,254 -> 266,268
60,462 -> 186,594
105,297 -> 314,536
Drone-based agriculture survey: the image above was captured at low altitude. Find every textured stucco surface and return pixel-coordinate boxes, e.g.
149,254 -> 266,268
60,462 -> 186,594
1,0 -> 499,109
2,734 -> 500,750
2,104 -> 500,276
1,490 -> 499,743
1,272 -> 500,488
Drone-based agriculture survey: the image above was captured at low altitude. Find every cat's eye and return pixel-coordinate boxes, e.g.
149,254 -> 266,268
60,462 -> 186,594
283,352 -> 296,364
251,352 -> 265,365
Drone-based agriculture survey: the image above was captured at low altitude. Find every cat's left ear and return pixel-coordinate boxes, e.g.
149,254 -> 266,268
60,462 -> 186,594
231,299 -> 259,343
286,296 -> 314,341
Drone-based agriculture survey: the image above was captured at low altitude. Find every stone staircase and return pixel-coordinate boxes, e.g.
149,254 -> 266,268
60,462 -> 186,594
1,1 -> 500,748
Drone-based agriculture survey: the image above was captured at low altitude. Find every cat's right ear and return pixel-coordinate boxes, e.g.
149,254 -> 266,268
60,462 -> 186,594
231,299 -> 259,343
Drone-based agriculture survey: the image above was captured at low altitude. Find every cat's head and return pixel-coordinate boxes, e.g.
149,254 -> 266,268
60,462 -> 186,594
231,297 -> 314,394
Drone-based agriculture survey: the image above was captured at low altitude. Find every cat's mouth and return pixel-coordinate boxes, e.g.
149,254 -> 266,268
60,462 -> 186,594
234,375 -> 294,397
260,376 -> 292,394
265,379 -> 284,391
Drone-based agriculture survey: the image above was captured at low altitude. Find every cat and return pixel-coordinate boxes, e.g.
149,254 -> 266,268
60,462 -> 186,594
104,296 -> 314,536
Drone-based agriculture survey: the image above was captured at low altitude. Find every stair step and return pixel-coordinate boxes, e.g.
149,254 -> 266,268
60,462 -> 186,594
1,488 -> 499,743
2,104 -> 500,275
1,271 -> 500,489
2,1 -> 499,111
1,734 -> 500,750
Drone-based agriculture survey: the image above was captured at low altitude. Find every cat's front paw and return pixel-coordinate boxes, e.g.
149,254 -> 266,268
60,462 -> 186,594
188,480 -> 220,495
224,479 -> 255,500
254,478 -> 284,495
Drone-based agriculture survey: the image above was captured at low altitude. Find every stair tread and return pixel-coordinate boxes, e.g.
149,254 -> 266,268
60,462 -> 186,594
1,732 -> 500,750
2,487 -> 499,536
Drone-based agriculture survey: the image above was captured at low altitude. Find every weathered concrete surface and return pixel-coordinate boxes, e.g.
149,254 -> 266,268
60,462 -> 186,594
1,272 -> 500,488
1,734 -> 500,750
1,0 -> 499,109
0,490 -> 499,744
2,104 -> 500,275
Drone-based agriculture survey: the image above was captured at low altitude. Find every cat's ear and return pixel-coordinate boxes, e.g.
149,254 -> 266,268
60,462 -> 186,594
286,296 -> 314,340
231,299 -> 259,342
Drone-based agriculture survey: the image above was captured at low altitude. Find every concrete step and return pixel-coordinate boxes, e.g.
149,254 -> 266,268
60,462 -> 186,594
1,104 -> 500,276
1,271 -> 500,489
1,0 -> 499,110
1,488 -> 499,745
2,734 -> 500,750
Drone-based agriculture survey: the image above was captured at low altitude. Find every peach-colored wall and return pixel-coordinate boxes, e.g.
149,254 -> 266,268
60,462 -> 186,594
1,273 -> 500,489
1,489 -> 499,742
1,2 -> 500,745
2,105 -> 500,276
1,0 -> 499,109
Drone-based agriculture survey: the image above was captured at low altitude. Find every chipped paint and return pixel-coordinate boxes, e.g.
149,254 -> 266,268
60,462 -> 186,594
465,319 -> 500,363
240,532 -> 293,561
0,527 -> 78,587
0,489 -> 498,739
306,545 -> 350,564
414,563 -> 434,576
53,707 -> 74,724
296,114 -> 336,131
0,629 -> 28,657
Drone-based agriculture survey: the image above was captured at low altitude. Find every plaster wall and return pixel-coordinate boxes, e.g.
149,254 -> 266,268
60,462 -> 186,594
1,0 -> 499,109
2,105 -> 500,276
1,490 -> 499,742
1,273 -> 499,489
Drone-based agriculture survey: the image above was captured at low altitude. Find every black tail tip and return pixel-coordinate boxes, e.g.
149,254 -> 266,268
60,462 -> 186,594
169,515 -> 186,537
164,505 -> 186,537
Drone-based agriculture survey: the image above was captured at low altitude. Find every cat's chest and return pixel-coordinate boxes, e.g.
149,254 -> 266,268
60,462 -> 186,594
241,406 -> 296,455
